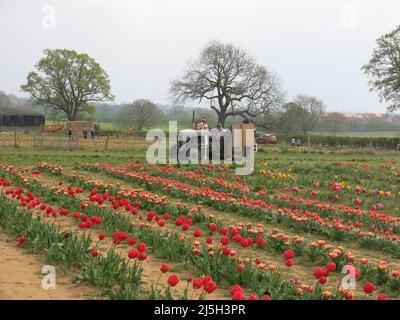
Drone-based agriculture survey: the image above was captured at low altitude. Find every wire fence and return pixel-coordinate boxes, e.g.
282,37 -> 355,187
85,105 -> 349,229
0,132 -> 149,151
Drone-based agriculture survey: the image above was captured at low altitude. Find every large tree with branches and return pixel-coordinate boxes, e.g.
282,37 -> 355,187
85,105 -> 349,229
117,99 -> 163,131
293,95 -> 326,134
362,25 -> 400,112
170,40 -> 285,126
21,49 -> 114,120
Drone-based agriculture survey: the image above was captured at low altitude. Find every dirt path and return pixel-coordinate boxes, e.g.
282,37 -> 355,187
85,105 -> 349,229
0,232 -> 99,300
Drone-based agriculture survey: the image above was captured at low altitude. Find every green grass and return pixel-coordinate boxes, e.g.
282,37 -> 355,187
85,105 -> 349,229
0,145 -> 398,169
312,131 -> 400,138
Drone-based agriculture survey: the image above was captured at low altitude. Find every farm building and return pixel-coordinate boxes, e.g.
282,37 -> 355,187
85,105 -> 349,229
0,106 -> 45,129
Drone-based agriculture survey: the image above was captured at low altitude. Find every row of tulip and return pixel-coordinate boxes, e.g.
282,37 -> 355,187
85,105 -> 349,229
79,163 -> 400,257
25,163 -> 400,298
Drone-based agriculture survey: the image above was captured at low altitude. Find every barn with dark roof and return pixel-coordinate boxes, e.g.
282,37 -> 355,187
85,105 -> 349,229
0,106 -> 45,128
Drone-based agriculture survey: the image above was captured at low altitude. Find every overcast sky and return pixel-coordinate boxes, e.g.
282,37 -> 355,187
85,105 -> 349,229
0,0 -> 399,113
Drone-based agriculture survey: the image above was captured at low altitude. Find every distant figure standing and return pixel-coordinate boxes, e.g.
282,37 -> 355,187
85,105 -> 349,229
291,138 -> 296,147
296,138 -> 301,147
196,119 -> 209,130
90,129 -> 95,139
83,130 -> 88,139
68,128 -> 72,139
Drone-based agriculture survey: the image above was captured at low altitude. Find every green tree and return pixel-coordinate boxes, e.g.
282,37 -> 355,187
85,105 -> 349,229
362,25 -> 400,112
279,102 -> 308,133
21,49 -> 114,120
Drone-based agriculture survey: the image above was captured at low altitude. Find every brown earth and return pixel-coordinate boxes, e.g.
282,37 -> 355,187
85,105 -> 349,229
0,232 -> 99,300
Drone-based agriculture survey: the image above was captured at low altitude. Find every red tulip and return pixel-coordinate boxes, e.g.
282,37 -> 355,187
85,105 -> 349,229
137,242 -> 147,252
230,284 -> 244,296
91,249 -> 99,257
203,275 -> 212,287
232,291 -> 246,300
193,229 -> 202,238
193,278 -> 203,289
326,262 -> 336,272
16,236 -> 26,247
138,252 -> 147,261
98,233 -> 106,241
256,237 -> 265,246
283,249 -> 295,260
167,275 -> 180,287
314,267 -> 325,279
163,213 -> 170,220
160,263 -> 170,273
59,208 -> 69,216
377,293 -> 387,300
236,264 -> 245,271
209,223 -> 218,232
112,232 -> 128,245
364,282 -> 375,295
220,236 -> 230,246
128,237 -> 136,246
284,259 -> 294,267
204,280 -> 217,294
128,249 -> 138,259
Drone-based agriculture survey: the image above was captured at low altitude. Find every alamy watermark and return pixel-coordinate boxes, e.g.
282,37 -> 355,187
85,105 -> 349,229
41,5 -> 56,30
41,265 -> 56,289
146,121 -> 255,175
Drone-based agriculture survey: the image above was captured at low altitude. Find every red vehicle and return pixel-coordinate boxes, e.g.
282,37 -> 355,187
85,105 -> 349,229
255,134 -> 278,144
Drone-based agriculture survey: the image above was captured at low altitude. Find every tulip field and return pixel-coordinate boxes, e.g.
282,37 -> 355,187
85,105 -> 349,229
0,148 -> 400,300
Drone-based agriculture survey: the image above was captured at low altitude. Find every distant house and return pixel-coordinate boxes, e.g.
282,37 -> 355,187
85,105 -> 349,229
0,106 -> 45,129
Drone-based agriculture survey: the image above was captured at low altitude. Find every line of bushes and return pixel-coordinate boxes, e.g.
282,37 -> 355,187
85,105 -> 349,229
275,134 -> 400,150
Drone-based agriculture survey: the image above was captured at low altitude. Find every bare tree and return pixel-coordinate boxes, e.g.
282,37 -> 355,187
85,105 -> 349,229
325,112 -> 345,136
0,91 -> 11,107
117,99 -> 163,131
170,40 -> 285,126
294,95 -> 326,134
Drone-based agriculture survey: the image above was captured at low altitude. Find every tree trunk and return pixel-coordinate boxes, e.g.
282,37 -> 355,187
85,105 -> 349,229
217,113 -> 227,127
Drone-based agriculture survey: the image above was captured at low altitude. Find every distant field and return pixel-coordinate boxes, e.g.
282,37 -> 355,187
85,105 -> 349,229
45,120 -> 189,131
45,120 -> 400,138
312,131 -> 400,138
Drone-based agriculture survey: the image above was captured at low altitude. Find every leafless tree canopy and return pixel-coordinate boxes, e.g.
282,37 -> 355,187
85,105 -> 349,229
117,99 -> 163,131
294,95 -> 326,134
170,40 -> 285,126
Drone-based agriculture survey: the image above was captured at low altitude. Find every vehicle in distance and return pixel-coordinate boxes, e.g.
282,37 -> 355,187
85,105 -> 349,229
255,134 -> 278,144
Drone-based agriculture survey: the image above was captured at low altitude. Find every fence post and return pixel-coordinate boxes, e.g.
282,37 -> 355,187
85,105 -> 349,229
104,136 -> 109,151
14,131 -> 18,148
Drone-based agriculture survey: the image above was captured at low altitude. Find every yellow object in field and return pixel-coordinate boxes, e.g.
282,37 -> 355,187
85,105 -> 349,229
127,127 -> 136,136
40,124 -> 65,133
